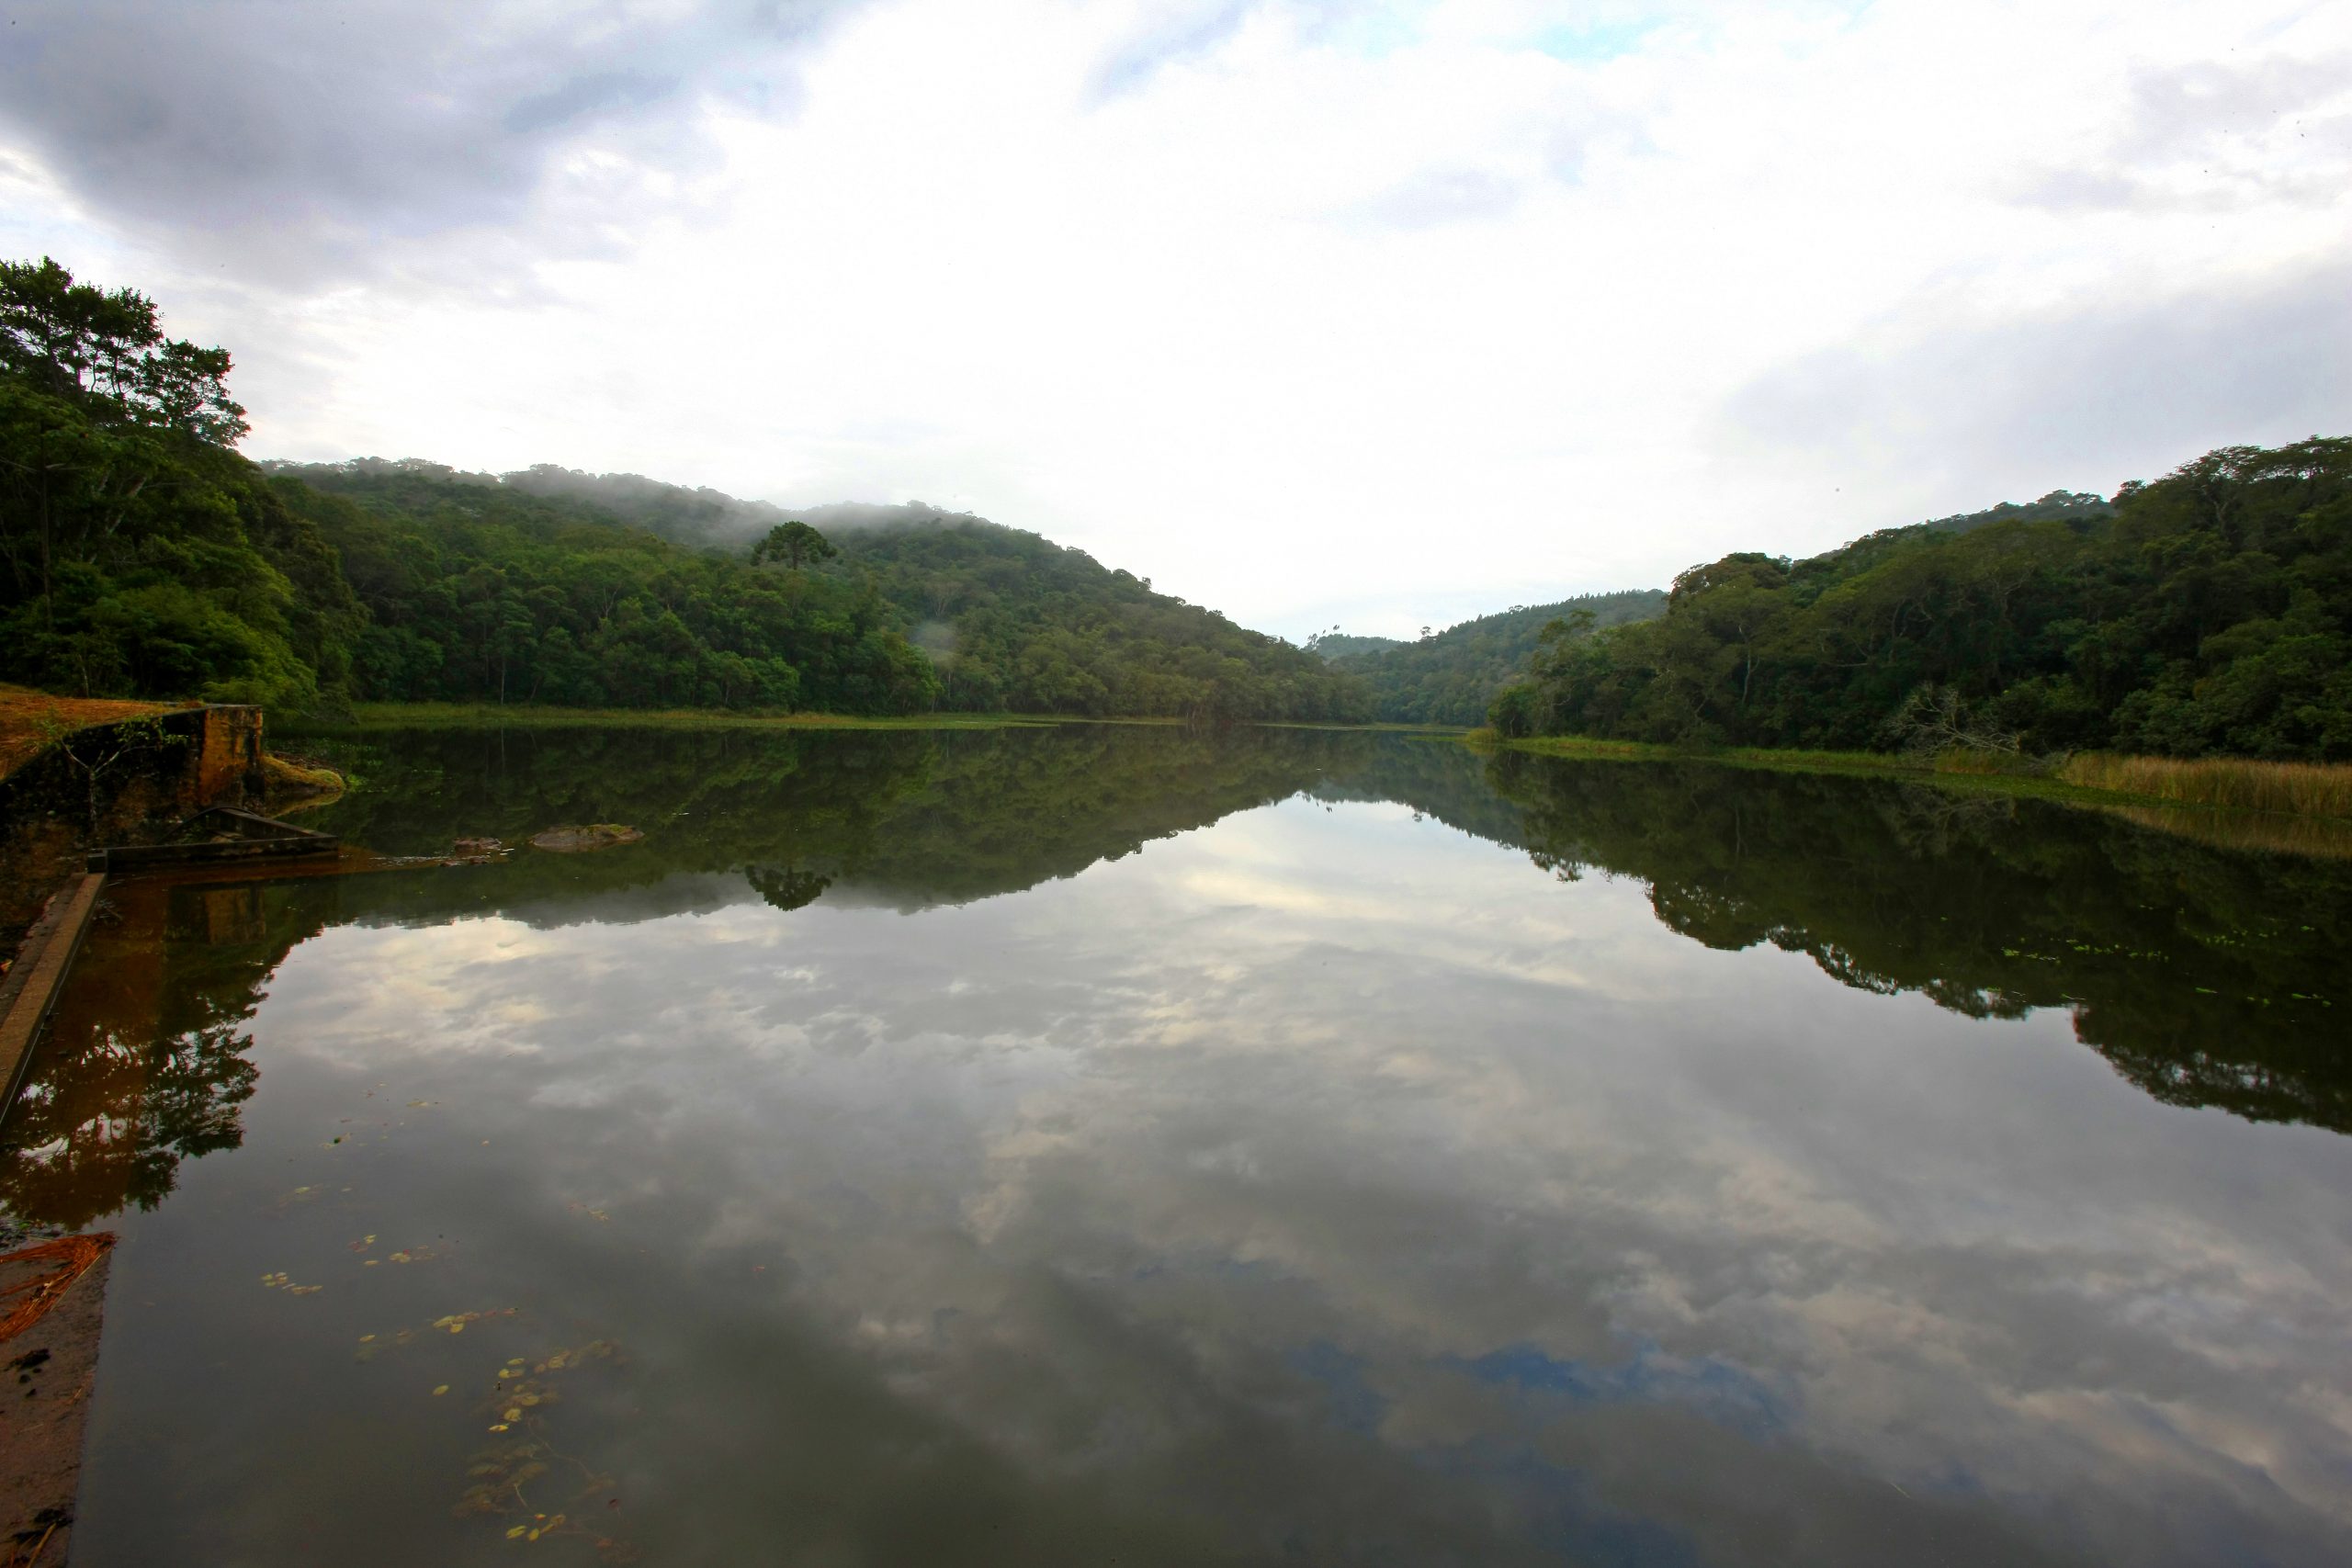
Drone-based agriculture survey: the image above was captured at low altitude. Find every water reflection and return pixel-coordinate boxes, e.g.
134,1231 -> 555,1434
5,725 -> 2348,1566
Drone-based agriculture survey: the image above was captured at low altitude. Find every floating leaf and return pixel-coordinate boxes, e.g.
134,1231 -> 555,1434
434,1384 -> 450,1396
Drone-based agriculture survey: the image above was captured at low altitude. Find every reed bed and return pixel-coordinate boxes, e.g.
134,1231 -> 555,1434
2058,752 -> 2352,819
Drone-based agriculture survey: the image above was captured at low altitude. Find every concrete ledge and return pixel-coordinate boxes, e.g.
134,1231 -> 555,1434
85,807 -> 337,874
0,874 -> 105,1124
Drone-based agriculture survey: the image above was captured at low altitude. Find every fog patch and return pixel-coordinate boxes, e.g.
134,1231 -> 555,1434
911,619 -> 960,662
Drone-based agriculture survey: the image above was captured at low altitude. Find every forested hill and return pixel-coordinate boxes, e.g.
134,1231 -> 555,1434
499,463 -> 958,550
1493,437 -> 2352,761
0,259 -> 364,710
820,514 -> 1363,719
1307,492 -> 2114,728
1299,631 -> 1403,660
498,467 -> 1365,718
1317,592 -> 1667,726
266,463 -> 941,713
1,258 -> 1355,720
268,461 -> 1362,721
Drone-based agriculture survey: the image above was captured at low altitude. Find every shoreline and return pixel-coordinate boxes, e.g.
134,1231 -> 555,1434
1473,732 -> 2352,856
288,702 -> 2352,839
295,704 -> 1155,732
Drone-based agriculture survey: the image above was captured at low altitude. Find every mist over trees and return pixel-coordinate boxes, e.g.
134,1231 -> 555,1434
8,258 -> 2347,756
0,254 -> 1368,719
824,518 -> 1363,722
1490,441 -> 2352,761
269,466 -> 940,712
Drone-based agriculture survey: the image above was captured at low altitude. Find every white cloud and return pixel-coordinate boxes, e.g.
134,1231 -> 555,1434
6,0 -> 2346,637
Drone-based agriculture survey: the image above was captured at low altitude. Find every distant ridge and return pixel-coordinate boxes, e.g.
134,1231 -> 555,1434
1316,592 -> 1668,726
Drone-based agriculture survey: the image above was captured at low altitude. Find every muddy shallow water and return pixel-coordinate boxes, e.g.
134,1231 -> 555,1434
7,724 -> 2350,1566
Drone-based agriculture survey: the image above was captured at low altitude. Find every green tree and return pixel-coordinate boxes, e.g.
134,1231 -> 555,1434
751,519 -> 839,572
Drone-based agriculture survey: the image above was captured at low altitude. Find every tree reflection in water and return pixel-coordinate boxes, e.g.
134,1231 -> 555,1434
6,724 -> 2346,1235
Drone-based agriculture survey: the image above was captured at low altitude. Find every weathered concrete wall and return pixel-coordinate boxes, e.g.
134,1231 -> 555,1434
191,705 -> 265,806
0,705 -> 267,940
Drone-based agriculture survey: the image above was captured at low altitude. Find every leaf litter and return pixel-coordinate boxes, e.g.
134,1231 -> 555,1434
354,1307 -> 519,1360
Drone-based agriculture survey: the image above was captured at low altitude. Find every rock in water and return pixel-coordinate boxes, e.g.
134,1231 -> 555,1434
527,824 -> 644,853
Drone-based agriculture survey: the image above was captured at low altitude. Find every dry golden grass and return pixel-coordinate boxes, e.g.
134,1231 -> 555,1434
0,682 -> 182,780
2058,751 -> 2352,819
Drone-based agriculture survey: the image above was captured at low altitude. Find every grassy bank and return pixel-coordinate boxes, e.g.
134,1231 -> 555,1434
0,683 -> 186,781
293,703 -> 1106,733
1476,731 -> 2352,825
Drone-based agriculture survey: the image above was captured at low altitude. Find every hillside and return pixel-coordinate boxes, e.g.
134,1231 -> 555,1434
267,463 -> 941,713
0,260 -> 365,711
0,258 -> 1363,725
1493,437 -> 2352,761
824,515 -> 1363,721
269,461 -> 1363,723
492,468 -> 1364,719
1322,592 -> 1668,726
1300,631 -> 1403,660
11,258 -> 2345,754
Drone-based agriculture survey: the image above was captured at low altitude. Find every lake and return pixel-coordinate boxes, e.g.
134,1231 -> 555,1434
7,723 -> 2350,1566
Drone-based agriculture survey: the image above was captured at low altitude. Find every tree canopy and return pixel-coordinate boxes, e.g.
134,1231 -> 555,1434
821,516 -> 1367,722
1,258 -> 351,707
1317,592 -> 1667,725
751,520 -> 839,572
0,259 -> 1357,721
1490,440 -> 2352,761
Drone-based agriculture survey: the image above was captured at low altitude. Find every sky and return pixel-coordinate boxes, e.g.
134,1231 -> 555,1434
3,0 -> 2347,640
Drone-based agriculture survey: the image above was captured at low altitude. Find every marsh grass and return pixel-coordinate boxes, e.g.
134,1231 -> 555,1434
1489,732 -> 2352,845
2059,753 -> 2352,820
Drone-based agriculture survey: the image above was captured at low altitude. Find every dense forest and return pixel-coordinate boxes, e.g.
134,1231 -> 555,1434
273,461 -> 1364,722
0,258 -> 363,709
1310,592 -> 1667,725
1490,446 -> 2352,761
0,259 -> 1357,721
266,462 -> 942,713
825,514 -> 1362,720
10,257 -> 2347,753
483,467 -> 1364,720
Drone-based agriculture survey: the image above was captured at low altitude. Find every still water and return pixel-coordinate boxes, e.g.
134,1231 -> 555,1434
7,724 -> 2350,1566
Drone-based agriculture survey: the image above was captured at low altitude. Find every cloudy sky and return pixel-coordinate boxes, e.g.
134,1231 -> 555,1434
4,0 -> 2346,638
